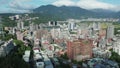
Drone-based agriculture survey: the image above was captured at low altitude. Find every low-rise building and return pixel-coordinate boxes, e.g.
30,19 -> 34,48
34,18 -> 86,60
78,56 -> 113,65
92,47 -> 111,58
87,58 -> 119,68
23,50 -> 30,62
113,38 -> 120,55
0,39 -> 14,57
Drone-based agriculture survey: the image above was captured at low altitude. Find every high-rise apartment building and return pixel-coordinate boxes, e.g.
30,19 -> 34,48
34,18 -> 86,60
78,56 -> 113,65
67,39 -> 93,61
17,20 -> 24,29
106,25 -> 114,39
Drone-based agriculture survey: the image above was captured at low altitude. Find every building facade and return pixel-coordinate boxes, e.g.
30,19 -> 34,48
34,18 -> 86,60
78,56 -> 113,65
67,39 -> 93,61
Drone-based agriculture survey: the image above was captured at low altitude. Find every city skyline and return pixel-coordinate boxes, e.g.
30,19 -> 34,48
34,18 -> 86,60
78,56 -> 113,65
0,12 -> 120,68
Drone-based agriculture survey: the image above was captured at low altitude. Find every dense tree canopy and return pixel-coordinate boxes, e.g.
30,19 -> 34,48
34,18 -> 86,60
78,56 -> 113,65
0,39 -> 31,68
109,49 -> 120,67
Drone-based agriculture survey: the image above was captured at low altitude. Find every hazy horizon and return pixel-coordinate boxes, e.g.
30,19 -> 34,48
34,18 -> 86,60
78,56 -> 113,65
0,0 -> 120,13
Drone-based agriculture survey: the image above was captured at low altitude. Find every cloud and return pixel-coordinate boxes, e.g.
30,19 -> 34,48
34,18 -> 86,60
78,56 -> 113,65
0,0 -> 9,5
76,0 -> 115,10
2,0 -> 119,13
52,0 -> 75,7
9,0 -> 35,11
52,0 -> 120,11
10,9 -> 31,13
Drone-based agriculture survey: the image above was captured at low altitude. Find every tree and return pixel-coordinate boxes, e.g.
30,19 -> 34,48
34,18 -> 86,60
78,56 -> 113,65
60,53 -> 69,60
13,40 -> 24,46
26,46 -> 31,50
1,16 -> 17,27
109,49 -> 120,67
0,53 -> 30,68
0,39 -> 30,68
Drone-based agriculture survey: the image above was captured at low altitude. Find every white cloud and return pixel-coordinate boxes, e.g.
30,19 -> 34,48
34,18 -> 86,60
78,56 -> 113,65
76,0 -> 115,10
10,9 -> 31,13
5,0 -> 120,13
52,0 -> 120,11
52,0 -> 75,7
9,0 -> 35,10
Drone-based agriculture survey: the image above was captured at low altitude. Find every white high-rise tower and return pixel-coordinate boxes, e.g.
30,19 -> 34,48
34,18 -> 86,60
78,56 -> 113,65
106,25 -> 114,39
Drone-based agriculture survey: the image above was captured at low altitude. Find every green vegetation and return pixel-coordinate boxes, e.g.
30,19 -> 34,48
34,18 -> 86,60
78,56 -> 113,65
14,40 -> 31,56
101,23 -> 108,29
0,13 -> 64,27
114,28 -> 120,35
0,30 -> 16,41
29,13 -> 64,24
83,40 -> 89,44
0,40 -> 31,68
72,60 -> 83,65
0,55 -> 30,68
69,31 -> 77,34
109,49 -> 120,67
2,34 -> 16,41
58,58 -> 70,68
23,20 -> 29,26
13,40 -> 24,46
41,47 -> 45,51
113,23 -> 120,35
60,53 -> 69,60
1,16 -> 17,27
113,22 -> 120,28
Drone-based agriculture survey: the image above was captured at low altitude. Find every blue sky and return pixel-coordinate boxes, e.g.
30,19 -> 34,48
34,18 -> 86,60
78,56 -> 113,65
100,0 -> 120,5
0,0 -> 120,13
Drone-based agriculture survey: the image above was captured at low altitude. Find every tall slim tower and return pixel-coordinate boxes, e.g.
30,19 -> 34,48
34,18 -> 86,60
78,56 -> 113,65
30,23 -> 34,32
21,21 -> 24,29
17,21 -> 20,29
68,22 -> 75,30
106,25 -> 114,39
0,24 -> 4,38
17,20 -> 24,30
